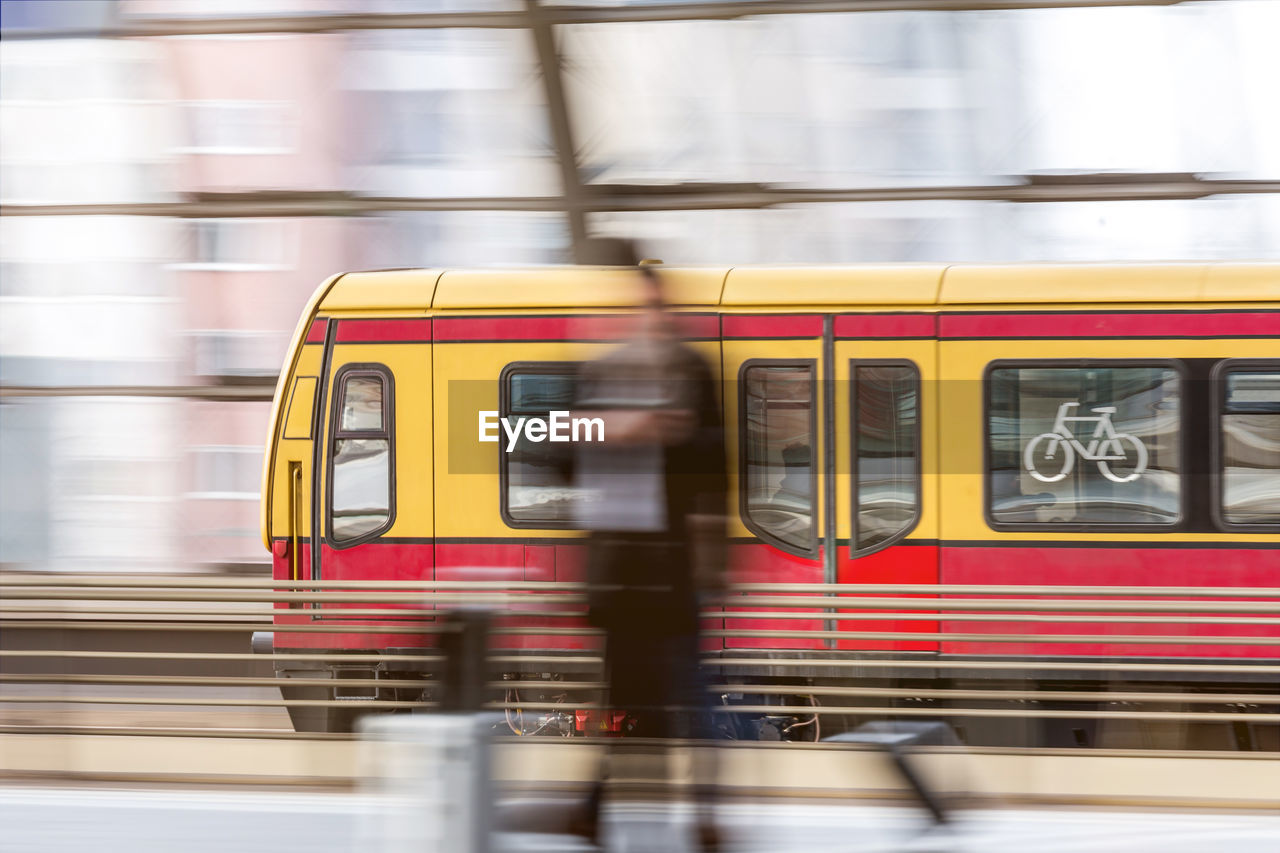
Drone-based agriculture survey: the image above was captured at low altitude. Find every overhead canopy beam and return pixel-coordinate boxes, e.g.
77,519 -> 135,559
5,177 -> 1277,218
1,0 -> 1190,39
525,0 -> 590,262
0,385 -> 275,401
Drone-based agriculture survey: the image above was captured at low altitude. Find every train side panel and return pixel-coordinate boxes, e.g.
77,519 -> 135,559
936,273 -> 1280,658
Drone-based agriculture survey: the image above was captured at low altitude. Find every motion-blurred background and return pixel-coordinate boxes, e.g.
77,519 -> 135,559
1,0 -> 1277,576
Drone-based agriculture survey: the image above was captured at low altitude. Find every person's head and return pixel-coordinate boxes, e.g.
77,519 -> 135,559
580,237 -> 671,340
635,262 -> 673,339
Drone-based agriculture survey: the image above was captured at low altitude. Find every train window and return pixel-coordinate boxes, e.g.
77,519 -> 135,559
987,362 -> 1181,528
328,365 -> 394,547
741,361 -> 817,556
501,362 -> 583,527
852,362 -> 920,553
1217,362 -> 1280,527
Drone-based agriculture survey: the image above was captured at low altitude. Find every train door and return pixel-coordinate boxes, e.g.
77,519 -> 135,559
313,315 -> 434,626
721,311 -> 827,651
270,318 -> 327,590
832,313 -> 940,652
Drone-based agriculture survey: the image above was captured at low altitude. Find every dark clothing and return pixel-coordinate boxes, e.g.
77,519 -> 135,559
574,339 -> 726,637
605,630 -> 709,738
572,334 -> 725,845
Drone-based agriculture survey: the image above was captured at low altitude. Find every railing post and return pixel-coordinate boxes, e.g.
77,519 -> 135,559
359,607 -> 496,853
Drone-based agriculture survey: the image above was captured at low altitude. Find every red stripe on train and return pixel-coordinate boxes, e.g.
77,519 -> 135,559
723,315 -> 823,339
941,545 -> 1278,658
335,318 -> 432,343
940,311 -> 1280,339
434,314 -> 719,342
305,319 -> 327,343
834,314 -> 935,339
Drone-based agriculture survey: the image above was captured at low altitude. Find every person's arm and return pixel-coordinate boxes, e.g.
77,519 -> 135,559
685,355 -> 729,598
572,408 -> 693,445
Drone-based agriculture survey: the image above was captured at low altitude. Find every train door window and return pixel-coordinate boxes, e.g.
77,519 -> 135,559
1216,361 -> 1280,527
501,362 -> 582,527
740,361 -> 817,556
852,361 -> 920,553
986,362 -> 1181,528
328,365 -> 394,547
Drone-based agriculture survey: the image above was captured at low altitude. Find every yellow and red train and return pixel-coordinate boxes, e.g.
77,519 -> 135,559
260,263 -> 1279,736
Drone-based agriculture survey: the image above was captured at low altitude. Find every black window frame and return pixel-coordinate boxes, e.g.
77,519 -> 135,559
738,358 -> 819,558
325,362 -> 396,550
499,360 -> 581,530
850,358 -> 922,558
982,358 -> 1188,533
1211,357 -> 1280,533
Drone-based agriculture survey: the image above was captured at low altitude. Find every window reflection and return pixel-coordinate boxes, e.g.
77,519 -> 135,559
341,376 -> 384,431
505,368 -> 584,524
331,438 -> 391,542
331,369 -> 392,544
988,365 -> 1180,526
743,364 -> 815,553
854,364 -> 919,550
1221,369 -> 1280,525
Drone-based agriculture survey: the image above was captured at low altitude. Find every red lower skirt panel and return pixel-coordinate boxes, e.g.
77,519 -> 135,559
940,545 -> 1279,658
836,544 -> 939,652
269,538 -> 1278,661
722,543 -> 825,650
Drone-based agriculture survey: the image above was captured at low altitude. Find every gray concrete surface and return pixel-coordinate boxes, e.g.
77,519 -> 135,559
2,786 -> 1279,853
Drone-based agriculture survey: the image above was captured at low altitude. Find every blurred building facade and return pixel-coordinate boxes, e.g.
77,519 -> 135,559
0,22 -> 182,570
156,20 -> 351,569
1,0 -> 1276,572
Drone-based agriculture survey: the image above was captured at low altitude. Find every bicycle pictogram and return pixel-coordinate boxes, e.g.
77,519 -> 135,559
1023,402 -> 1148,484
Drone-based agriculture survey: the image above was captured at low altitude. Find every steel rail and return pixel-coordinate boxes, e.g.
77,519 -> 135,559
0,650 -> 446,664
497,701 -> 1280,724
5,649 -> 1280,674
6,598 -> 1279,615
700,628 -> 1280,645
7,576 -> 1278,597
708,684 -> 1280,704
6,590 -> 1280,609
0,695 -> 429,709
8,673 -> 1278,705
0,725 -> 337,740
4,695 -> 1273,723
5,604 -> 1276,625
4,618 -> 1276,644
0,674 -> 428,689
0,1 -> 1197,40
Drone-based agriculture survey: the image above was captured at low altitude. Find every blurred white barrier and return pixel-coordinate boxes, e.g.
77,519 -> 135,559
358,713 -> 497,853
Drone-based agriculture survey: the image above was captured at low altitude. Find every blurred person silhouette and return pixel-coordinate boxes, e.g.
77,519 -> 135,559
569,239 -> 727,851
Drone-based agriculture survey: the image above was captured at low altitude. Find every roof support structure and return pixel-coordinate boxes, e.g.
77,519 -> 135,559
1,1 -> 1192,39
5,177 -> 1277,219
525,1 -> 590,263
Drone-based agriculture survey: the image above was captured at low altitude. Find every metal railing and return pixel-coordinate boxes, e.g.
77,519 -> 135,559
2,574 -> 1277,741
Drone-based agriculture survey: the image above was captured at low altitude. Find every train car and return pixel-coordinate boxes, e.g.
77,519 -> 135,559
259,263 -> 1279,739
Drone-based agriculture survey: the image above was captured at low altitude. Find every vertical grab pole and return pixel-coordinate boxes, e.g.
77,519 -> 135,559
288,461 -> 303,585
822,315 -> 838,647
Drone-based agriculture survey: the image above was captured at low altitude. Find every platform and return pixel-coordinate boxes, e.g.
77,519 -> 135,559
2,785 -> 1279,853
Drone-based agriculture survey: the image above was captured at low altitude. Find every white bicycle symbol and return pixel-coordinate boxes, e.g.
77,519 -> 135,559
1023,402 -> 1148,484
